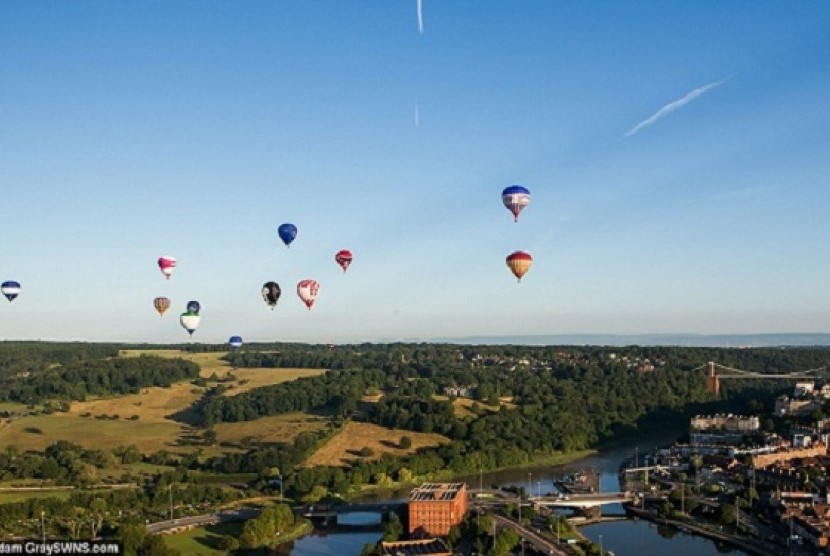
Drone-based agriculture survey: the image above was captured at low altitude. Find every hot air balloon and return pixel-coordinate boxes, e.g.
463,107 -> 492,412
335,249 -> 353,273
1,281 -> 21,302
297,279 -> 320,310
261,282 -> 281,309
502,185 -> 531,222
158,256 -> 177,279
506,251 -> 532,282
180,311 -> 201,336
153,297 -> 171,316
186,300 -> 201,314
278,223 -> 297,248
228,336 -> 243,349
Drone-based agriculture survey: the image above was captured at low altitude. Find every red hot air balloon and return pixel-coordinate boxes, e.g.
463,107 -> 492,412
297,279 -> 320,310
506,251 -> 532,282
158,256 -> 177,279
335,249 -> 353,273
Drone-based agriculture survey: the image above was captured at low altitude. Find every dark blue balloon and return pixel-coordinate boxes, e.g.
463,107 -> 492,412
186,300 -> 201,314
228,336 -> 243,349
502,185 -> 530,196
278,223 -> 297,247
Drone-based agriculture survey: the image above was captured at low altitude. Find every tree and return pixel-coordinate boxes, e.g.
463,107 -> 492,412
399,436 -> 412,449
90,498 -> 107,538
202,428 -> 217,446
717,503 -> 736,525
491,528 -> 519,555
382,513 -> 402,541
301,485 -> 328,504
218,536 -> 239,551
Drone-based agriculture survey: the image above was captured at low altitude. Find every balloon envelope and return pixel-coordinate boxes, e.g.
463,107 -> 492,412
180,311 -> 201,336
186,300 -> 201,314
158,256 -> 177,279
278,223 -> 297,247
228,336 -> 243,349
296,279 -> 320,310
1,281 -> 21,302
262,282 -> 281,309
502,185 -> 531,222
335,249 -> 353,273
506,251 -> 532,281
153,297 -> 171,316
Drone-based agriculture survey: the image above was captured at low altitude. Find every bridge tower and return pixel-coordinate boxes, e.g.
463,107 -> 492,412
706,361 -> 720,396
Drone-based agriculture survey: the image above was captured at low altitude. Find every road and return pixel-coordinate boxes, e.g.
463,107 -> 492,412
146,507 -> 260,534
492,514 -> 571,556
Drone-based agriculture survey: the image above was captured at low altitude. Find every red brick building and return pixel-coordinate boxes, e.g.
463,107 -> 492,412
408,482 -> 468,536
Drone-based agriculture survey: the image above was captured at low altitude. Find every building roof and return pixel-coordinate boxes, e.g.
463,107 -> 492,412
409,482 -> 466,502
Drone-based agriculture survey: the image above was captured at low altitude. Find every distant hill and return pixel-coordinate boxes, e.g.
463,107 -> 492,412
430,333 -> 830,347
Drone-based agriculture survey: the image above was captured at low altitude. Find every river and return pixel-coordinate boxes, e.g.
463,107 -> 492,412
278,429 -> 749,555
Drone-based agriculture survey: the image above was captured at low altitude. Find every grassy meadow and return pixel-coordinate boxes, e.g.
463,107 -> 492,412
213,412 -> 330,446
162,522 -> 244,555
0,350 -> 327,456
306,421 -> 449,467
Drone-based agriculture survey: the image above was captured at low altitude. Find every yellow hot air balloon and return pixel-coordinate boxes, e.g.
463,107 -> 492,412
506,251 -> 532,282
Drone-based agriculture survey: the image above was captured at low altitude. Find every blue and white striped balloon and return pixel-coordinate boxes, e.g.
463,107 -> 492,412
1,281 -> 21,302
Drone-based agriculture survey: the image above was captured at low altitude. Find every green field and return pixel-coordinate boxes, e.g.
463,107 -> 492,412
162,522 -> 244,555
0,489 -> 73,504
0,401 -> 32,412
162,519 -> 313,555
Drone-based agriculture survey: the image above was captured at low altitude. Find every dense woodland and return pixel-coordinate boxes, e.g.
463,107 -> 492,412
0,343 -> 199,404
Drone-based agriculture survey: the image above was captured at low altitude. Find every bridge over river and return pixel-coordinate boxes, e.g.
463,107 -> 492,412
529,491 -> 635,509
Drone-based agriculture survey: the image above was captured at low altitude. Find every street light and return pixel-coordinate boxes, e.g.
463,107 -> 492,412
528,472 -> 532,500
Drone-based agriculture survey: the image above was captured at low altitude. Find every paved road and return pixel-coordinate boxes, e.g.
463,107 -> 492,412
147,508 -> 260,534
492,514 -> 571,556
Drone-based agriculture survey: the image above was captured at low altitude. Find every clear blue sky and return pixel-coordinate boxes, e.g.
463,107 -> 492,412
2,1 -> 829,343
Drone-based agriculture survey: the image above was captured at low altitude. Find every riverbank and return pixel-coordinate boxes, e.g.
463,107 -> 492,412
343,449 -> 597,502
625,505 -> 780,556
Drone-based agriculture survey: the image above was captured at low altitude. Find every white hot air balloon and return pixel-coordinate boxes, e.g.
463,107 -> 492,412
180,311 -> 201,336
296,279 -> 320,310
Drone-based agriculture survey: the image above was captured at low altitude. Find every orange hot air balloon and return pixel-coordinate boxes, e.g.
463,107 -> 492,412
153,296 -> 171,316
506,251 -> 532,282
335,249 -> 353,273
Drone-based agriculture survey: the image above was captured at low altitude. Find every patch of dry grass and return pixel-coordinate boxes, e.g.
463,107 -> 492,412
119,350 -> 232,378
1,351 -> 326,456
305,421 -> 449,468
0,413 -> 188,454
70,382 -> 202,423
220,368 -> 324,397
214,412 -> 329,445
119,349 -> 325,397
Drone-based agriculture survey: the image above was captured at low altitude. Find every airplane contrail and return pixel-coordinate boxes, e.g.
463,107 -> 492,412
417,0 -> 424,34
623,77 -> 730,138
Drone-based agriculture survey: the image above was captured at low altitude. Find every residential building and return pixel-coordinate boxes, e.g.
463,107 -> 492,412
690,414 -> 760,432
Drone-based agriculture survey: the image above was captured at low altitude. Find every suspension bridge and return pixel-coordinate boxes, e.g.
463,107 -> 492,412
698,361 -> 828,396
